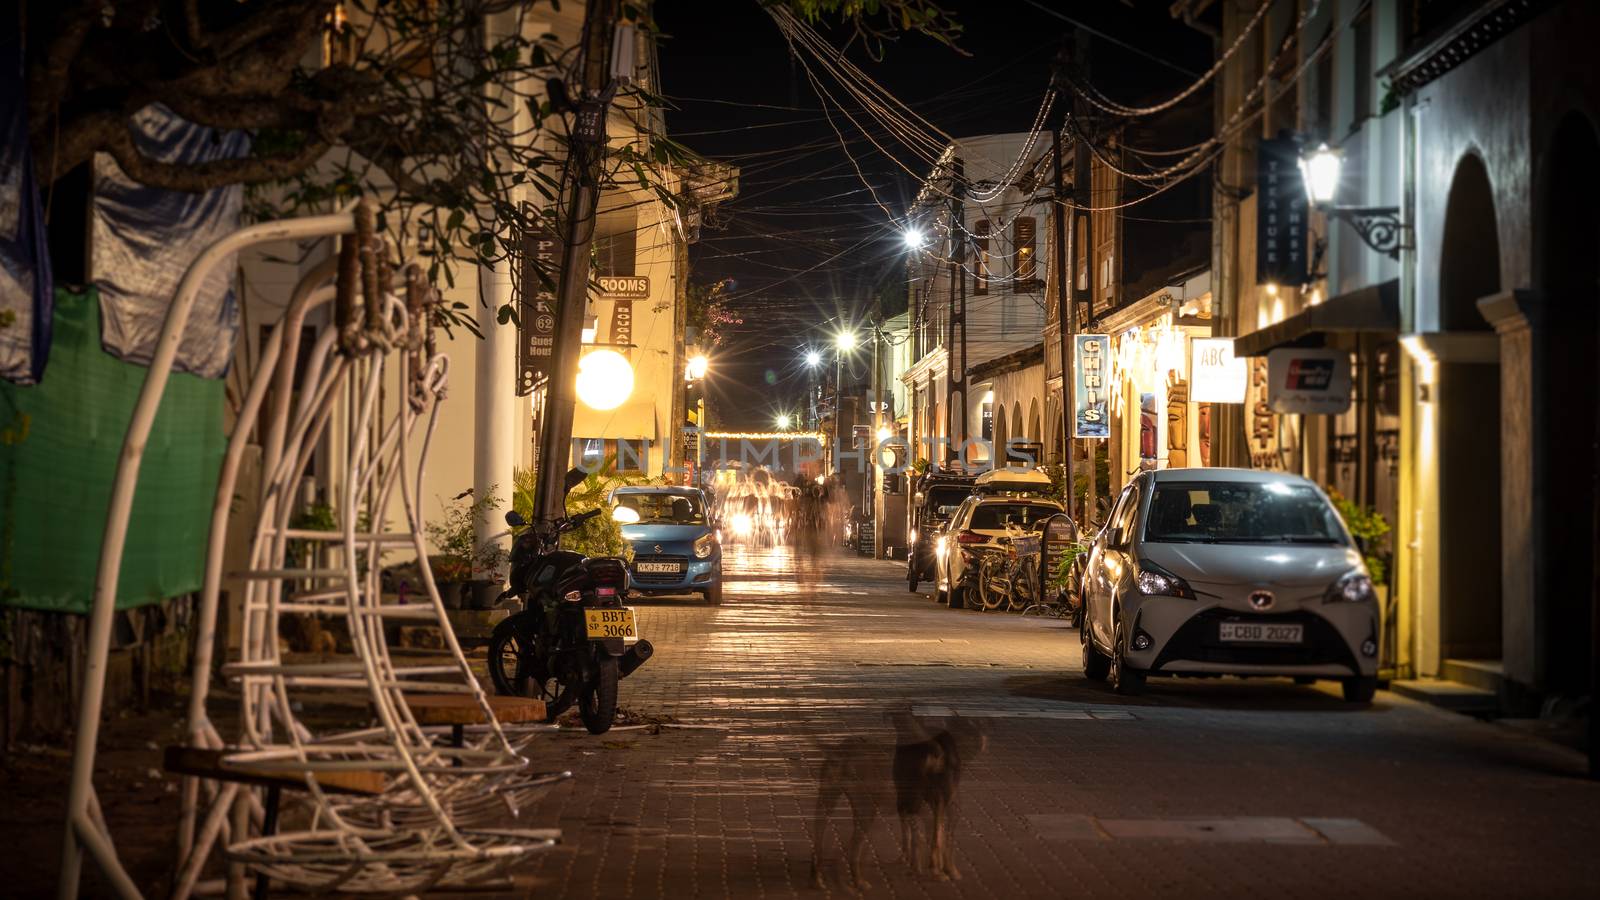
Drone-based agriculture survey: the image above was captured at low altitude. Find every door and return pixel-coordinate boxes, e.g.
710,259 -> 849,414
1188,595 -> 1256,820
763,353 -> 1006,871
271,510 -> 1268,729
1090,483 -> 1140,649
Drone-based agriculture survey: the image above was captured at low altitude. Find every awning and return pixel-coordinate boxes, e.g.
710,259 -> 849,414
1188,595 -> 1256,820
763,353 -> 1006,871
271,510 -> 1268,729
1233,279 -> 1399,357
572,398 -> 659,443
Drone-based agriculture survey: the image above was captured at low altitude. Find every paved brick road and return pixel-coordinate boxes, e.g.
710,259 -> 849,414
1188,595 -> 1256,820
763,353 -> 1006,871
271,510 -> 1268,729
507,545 -> 1600,900
6,546 -> 1595,898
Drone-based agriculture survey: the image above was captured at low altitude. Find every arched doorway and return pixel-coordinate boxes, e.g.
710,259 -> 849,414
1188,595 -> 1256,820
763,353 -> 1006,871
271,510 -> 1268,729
1539,113 -> 1599,698
993,404 -> 1008,461
1028,399 -> 1042,444
1437,154 -> 1503,662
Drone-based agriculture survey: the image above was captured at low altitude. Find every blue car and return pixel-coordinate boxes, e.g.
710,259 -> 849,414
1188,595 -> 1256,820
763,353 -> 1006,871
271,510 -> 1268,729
610,486 -> 723,605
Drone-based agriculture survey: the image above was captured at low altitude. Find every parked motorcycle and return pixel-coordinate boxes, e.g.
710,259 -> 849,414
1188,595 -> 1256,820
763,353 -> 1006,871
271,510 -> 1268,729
487,469 -> 652,735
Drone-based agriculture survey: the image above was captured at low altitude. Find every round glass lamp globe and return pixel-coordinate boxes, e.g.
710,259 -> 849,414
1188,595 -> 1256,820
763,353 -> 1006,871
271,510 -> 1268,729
576,348 -> 634,410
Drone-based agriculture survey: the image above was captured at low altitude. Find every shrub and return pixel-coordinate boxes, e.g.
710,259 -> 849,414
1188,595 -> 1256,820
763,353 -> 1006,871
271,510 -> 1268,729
1326,488 -> 1391,585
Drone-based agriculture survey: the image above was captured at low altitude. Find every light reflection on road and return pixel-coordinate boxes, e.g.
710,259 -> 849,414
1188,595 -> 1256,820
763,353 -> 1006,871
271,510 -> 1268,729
719,543 -> 831,597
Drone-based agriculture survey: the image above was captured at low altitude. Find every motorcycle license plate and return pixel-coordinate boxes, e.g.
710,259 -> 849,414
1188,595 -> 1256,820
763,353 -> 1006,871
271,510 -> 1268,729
585,608 -> 637,639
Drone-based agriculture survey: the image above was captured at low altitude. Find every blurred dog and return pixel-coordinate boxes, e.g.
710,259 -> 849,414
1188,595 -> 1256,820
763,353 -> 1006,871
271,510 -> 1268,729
891,712 -> 985,881
810,710 -> 986,890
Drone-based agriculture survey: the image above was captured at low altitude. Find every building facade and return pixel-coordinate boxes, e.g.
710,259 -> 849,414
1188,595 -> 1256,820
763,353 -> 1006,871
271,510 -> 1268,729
1192,0 -> 1597,714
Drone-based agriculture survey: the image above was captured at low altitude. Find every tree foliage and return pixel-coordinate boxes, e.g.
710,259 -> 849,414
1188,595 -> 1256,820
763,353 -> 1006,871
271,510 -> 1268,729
22,0 -> 957,326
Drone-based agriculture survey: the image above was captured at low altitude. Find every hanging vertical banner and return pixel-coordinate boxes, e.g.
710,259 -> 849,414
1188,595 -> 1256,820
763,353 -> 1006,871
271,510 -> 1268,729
607,297 -> 633,359
518,225 -> 559,395
1073,334 -> 1110,438
1256,135 -> 1308,286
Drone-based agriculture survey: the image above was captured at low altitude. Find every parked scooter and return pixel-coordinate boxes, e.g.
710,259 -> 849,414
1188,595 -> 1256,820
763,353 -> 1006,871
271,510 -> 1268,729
487,468 -> 652,735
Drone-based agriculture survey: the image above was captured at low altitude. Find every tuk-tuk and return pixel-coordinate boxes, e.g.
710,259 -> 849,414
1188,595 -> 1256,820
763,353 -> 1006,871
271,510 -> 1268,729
906,468 -> 978,593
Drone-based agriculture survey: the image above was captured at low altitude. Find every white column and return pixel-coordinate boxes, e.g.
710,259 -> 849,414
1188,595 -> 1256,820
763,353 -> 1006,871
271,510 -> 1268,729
474,261 -> 517,575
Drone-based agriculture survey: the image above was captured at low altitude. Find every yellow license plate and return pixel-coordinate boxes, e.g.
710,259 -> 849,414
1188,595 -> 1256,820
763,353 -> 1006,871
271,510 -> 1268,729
584,608 -> 636,639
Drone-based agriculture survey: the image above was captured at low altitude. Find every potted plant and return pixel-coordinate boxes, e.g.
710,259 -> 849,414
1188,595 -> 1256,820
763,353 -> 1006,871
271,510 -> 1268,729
424,488 -> 508,609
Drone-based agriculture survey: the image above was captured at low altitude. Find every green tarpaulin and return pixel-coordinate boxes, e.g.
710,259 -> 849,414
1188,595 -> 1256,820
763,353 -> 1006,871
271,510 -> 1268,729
0,288 -> 224,613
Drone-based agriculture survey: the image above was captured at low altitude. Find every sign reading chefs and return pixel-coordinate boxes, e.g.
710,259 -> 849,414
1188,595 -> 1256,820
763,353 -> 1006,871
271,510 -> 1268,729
1073,334 -> 1111,439
1266,347 -> 1352,415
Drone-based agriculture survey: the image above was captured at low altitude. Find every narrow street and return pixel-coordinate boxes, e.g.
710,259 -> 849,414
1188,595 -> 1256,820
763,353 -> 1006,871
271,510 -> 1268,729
507,547 -> 1600,898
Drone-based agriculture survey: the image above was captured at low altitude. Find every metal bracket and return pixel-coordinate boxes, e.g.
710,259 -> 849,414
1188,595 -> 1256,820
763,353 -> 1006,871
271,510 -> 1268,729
1328,206 -> 1411,260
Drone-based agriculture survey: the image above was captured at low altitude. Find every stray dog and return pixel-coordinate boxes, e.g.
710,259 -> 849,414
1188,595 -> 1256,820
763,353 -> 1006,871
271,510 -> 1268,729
810,710 -> 986,890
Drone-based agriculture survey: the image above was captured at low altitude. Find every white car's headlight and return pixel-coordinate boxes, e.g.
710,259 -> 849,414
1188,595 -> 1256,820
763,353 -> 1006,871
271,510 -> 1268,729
1328,571 -> 1376,603
1135,560 -> 1195,599
694,533 -> 716,559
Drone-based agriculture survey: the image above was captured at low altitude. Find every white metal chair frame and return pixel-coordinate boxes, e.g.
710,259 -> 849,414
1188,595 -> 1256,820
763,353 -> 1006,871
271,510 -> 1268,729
60,207 -> 564,899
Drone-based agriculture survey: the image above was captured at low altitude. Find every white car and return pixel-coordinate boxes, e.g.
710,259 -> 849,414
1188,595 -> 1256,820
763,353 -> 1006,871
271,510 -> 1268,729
1079,468 -> 1380,700
935,494 -> 1064,609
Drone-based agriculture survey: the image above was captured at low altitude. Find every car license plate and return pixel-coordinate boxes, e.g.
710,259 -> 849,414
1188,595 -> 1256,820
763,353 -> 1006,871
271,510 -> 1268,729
585,608 -> 637,639
1219,622 -> 1303,643
636,561 -> 681,574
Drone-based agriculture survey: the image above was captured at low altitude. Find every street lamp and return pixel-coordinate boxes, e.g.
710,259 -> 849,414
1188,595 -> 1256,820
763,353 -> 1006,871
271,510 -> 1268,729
776,413 -> 792,430
686,353 -> 709,381
835,330 -> 858,352
576,348 -> 634,410
803,349 -> 822,367
903,227 -> 925,250
1298,140 -> 1410,260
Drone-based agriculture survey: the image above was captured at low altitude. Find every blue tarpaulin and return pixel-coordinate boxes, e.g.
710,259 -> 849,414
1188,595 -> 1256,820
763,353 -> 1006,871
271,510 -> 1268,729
92,104 -> 249,378
0,36 -> 54,386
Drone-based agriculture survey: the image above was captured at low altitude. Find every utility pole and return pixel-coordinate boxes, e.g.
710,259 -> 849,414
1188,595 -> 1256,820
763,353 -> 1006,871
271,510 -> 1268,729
944,155 -> 967,466
1069,29 -> 1097,520
1051,123 -> 1075,520
534,0 -> 622,522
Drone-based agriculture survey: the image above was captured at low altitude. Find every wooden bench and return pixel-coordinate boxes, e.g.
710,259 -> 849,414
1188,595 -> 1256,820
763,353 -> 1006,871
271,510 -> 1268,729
402,694 -> 548,756
164,747 -> 386,899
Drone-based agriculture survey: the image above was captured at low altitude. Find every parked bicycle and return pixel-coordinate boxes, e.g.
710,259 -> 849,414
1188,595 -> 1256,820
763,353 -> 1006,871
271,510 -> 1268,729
975,524 -> 1043,612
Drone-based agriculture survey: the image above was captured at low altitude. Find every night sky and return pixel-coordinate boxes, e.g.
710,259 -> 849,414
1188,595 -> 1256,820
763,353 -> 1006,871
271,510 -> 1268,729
653,1 -> 1213,429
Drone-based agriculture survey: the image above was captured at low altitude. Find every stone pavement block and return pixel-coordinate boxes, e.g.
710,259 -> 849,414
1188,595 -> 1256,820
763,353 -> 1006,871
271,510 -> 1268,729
1300,817 -> 1397,846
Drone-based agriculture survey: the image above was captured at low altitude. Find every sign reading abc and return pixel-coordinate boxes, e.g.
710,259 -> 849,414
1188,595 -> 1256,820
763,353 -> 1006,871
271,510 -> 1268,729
1190,338 -> 1248,403
597,275 -> 650,298
1266,347 -> 1352,415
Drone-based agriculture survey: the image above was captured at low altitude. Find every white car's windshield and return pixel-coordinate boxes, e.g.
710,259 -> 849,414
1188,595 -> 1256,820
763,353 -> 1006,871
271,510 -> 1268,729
615,493 -> 706,525
1144,482 -> 1345,544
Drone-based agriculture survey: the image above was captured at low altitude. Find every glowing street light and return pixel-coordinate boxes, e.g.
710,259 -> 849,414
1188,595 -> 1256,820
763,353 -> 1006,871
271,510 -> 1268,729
576,348 -> 634,410
876,426 -> 893,443
1299,142 -> 1343,207
803,349 -> 822,367
686,353 -> 709,380
835,330 -> 857,352
1297,138 -> 1409,260
776,413 -> 792,429
903,227 -> 925,250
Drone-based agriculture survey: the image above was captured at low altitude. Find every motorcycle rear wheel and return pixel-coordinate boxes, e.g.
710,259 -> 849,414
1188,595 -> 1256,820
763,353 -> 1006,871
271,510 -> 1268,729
487,613 -> 576,719
579,656 -> 620,735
